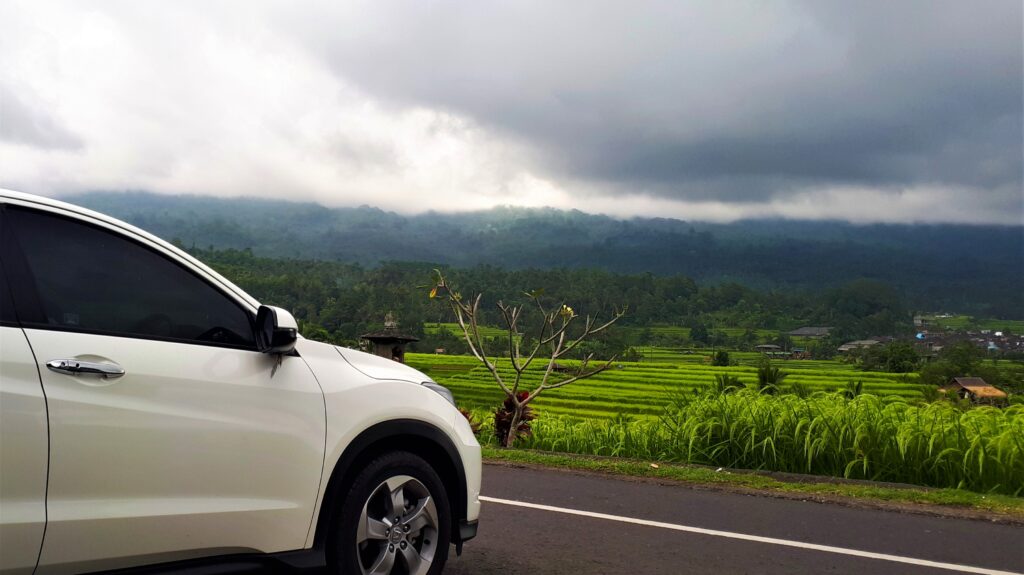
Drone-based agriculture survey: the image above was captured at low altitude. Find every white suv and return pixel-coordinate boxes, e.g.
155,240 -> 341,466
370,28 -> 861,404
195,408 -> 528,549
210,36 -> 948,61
0,190 -> 481,575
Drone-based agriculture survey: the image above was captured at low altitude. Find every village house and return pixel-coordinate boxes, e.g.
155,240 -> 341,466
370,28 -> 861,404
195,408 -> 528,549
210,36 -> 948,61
942,377 -> 1008,405
754,344 -> 792,359
913,330 -> 1024,358
788,326 -> 832,339
837,339 -> 881,353
837,336 -> 895,353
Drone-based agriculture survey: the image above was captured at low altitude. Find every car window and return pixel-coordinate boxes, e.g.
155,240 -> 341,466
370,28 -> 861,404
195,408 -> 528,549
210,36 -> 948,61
0,213 -> 17,326
0,258 -> 15,326
6,206 -> 256,348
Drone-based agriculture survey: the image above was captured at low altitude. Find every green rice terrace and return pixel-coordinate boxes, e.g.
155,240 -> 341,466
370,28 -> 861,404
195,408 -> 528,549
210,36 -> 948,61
406,352 -> 1024,495
406,352 -> 916,420
424,323 -> 821,346
423,322 -> 511,340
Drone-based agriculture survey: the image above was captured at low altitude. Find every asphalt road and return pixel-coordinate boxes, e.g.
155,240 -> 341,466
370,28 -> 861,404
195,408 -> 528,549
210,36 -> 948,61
444,463 -> 1024,575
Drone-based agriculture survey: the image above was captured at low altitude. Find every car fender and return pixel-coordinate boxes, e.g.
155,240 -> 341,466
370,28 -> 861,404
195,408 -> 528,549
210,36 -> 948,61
295,339 -> 476,552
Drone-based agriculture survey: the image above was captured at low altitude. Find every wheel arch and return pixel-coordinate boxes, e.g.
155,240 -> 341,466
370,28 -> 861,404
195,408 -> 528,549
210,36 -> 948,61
313,419 -> 468,552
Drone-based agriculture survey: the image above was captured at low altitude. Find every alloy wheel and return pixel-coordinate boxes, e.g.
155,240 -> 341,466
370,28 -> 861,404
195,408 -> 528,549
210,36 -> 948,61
355,474 -> 439,575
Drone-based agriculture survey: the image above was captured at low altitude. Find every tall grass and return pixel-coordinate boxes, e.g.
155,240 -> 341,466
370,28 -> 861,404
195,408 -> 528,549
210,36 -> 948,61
489,391 -> 1023,495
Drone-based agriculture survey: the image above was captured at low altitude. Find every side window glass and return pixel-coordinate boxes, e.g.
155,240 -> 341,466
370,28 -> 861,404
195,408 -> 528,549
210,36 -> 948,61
0,213 -> 17,325
0,258 -> 15,326
6,207 -> 255,348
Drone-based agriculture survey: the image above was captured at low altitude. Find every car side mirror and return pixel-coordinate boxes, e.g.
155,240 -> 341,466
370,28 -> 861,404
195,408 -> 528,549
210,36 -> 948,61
256,305 -> 298,354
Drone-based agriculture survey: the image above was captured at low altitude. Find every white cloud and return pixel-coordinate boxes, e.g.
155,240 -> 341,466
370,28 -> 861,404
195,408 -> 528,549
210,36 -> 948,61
0,0 -> 538,210
498,184 -> 1024,225
1,0 -> 1019,224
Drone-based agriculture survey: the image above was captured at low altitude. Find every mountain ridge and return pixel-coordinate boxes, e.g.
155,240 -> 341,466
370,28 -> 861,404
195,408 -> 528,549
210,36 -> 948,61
59,191 -> 1023,317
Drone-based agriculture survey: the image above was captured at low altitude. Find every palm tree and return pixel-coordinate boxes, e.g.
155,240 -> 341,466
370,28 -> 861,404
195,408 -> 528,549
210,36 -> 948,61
711,373 -> 743,394
756,359 -> 786,395
840,380 -> 863,399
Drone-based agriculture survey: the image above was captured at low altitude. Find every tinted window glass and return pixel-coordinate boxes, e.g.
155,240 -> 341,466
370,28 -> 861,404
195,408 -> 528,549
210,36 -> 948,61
0,257 -> 15,325
0,212 -> 17,325
7,207 -> 255,348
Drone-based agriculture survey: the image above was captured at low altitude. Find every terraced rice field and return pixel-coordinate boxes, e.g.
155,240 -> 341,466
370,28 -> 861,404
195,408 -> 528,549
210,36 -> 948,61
422,322 -> 509,339
618,325 -> 691,339
633,347 -> 708,363
617,326 -> 780,341
635,348 -> 856,370
406,353 -> 920,420
406,351 -> 1022,495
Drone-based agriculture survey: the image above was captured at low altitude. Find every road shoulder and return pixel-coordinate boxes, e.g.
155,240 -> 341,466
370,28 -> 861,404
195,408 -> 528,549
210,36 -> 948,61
482,447 -> 1024,525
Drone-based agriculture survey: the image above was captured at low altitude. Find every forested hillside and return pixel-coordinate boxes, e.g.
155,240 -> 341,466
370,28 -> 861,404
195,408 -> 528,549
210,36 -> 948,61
65,192 -> 1023,317
184,247 -> 952,359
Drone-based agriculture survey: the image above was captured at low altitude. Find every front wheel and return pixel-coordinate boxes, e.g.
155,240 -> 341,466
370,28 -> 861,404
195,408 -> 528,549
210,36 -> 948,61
333,451 -> 451,575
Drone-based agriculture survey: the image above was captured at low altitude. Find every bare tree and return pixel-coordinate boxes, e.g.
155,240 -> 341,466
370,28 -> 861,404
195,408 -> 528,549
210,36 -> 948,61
430,271 -> 626,447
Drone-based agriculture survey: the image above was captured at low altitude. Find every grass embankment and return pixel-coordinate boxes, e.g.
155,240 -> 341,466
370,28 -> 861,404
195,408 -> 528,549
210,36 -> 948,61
482,448 -> 1024,520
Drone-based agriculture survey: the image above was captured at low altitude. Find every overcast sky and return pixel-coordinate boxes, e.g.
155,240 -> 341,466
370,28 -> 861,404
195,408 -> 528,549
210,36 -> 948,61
1,0 -> 1021,224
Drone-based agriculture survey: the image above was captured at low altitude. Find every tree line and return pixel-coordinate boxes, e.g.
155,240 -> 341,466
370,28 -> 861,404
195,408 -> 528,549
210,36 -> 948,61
192,247 -> 915,353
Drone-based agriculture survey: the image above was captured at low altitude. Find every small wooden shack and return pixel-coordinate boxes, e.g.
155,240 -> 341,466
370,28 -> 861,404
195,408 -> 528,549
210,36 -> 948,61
942,377 -> 1008,405
788,327 -> 833,339
360,313 -> 418,364
837,339 -> 881,353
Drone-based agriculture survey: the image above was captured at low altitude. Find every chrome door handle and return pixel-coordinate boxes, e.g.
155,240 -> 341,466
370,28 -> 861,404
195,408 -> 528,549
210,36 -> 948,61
46,359 -> 125,379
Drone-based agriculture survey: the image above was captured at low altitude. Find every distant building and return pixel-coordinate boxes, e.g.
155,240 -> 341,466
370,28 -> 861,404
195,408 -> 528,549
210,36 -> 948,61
551,362 -> 574,374
788,327 -> 832,338
754,344 -> 791,359
837,339 -> 882,353
942,377 -> 1008,405
360,312 -> 419,363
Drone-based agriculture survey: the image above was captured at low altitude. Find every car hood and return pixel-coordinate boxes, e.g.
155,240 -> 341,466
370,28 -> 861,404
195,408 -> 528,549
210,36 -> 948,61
333,345 -> 431,384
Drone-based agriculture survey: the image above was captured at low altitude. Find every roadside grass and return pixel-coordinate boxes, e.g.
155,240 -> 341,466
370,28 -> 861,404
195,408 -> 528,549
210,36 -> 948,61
467,393 -> 1024,496
482,447 -> 1024,520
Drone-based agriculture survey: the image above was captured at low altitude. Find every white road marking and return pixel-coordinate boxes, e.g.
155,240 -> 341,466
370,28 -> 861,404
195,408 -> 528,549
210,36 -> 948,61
480,495 -> 1022,575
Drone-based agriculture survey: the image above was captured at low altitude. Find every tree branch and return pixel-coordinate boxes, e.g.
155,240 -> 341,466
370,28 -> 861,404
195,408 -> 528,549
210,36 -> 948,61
539,357 -> 617,392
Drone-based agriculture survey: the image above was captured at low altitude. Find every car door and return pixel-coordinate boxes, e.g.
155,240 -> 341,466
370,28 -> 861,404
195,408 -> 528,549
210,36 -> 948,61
0,215 -> 48,575
3,204 -> 327,574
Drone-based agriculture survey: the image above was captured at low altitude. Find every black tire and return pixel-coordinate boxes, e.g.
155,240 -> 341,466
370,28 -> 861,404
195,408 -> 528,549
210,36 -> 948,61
331,451 -> 451,575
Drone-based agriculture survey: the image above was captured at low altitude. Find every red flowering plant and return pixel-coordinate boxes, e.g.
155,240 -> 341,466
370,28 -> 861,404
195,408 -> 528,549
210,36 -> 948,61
493,391 -> 535,444
457,407 -> 482,435
428,270 -> 625,447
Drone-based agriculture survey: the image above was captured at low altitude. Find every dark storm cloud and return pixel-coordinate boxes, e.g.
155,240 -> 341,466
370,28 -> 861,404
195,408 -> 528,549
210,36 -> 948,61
285,0 -> 1022,203
0,84 -> 83,150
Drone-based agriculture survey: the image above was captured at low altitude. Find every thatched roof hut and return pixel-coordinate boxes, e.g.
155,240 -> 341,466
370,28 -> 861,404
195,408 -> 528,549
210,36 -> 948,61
942,377 -> 1008,404
361,312 -> 418,363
